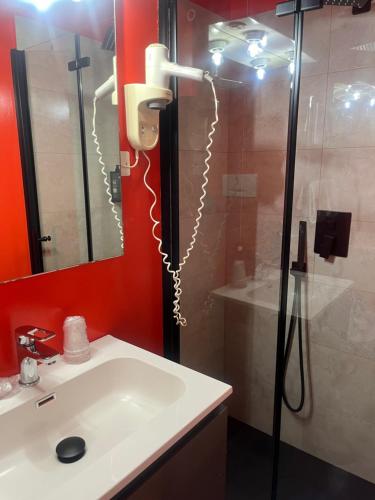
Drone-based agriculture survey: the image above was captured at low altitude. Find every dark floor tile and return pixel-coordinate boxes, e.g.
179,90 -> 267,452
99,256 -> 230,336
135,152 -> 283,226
226,417 -> 375,500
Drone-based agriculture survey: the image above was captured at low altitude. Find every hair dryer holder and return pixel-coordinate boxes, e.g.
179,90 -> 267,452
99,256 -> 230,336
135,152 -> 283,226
124,83 -> 173,151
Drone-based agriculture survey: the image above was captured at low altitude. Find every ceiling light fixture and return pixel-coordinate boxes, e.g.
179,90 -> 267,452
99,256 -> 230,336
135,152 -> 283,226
251,57 -> 269,81
211,51 -> 223,66
244,30 -> 268,59
257,68 -> 266,80
24,0 -> 56,11
209,39 -> 228,68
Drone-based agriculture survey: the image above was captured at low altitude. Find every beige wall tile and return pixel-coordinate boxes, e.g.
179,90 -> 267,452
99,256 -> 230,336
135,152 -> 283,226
34,152 -> 84,215
314,220 -> 375,293
180,211 -> 227,288
15,15 -> 65,50
244,77 -> 290,152
224,301 -> 277,387
329,5 -> 375,73
179,86 -> 229,153
293,149 -> 322,220
225,365 -> 274,435
26,48 -> 76,95
228,86 -> 248,153
324,68 -> 375,149
319,147 -> 375,222
179,150 -> 228,218
297,74 -> 328,148
301,6 -> 332,77
41,209 -> 87,272
310,287 -> 375,362
285,340 -> 375,426
245,150 -> 286,217
29,87 -> 81,155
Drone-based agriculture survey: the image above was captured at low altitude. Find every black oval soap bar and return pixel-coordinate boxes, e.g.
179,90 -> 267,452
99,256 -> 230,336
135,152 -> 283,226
56,436 -> 86,463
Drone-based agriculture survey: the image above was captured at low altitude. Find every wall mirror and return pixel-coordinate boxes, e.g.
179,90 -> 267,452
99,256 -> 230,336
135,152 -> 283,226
0,0 -> 122,283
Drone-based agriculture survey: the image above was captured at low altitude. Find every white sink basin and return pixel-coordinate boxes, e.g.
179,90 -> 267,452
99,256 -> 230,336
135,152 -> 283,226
0,336 -> 231,500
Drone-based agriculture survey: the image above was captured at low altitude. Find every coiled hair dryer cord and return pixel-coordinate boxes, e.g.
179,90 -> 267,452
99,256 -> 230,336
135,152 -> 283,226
143,72 -> 219,326
92,96 -> 125,250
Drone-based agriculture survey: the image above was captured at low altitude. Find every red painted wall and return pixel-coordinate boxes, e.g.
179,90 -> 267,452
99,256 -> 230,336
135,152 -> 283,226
0,0 -> 163,377
0,8 -> 31,283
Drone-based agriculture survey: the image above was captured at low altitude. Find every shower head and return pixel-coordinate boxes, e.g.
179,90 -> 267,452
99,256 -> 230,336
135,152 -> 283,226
323,0 -> 368,6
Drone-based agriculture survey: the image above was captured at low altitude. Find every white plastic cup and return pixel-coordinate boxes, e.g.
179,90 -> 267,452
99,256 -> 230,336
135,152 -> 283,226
63,316 -> 90,364
231,260 -> 247,288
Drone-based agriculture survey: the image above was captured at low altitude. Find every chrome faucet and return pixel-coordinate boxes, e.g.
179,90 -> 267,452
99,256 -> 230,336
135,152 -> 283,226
16,326 -> 60,387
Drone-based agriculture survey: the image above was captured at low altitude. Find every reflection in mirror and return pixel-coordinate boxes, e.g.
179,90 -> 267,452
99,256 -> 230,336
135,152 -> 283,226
0,0 -> 122,283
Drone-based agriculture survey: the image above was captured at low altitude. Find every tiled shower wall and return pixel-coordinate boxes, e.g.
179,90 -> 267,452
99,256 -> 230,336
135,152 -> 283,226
224,5 -> 375,484
16,16 -> 122,272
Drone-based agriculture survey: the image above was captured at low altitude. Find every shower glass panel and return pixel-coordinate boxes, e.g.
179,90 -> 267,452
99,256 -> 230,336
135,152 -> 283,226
279,3 -> 375,499
81,35 -> 123,261
176,1 -> 293,497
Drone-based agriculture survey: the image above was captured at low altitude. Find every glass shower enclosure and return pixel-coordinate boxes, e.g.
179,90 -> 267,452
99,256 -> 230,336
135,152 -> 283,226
160,0 -> 375,498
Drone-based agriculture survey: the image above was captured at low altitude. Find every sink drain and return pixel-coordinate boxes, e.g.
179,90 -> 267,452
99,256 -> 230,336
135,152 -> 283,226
56,436 -> 86,464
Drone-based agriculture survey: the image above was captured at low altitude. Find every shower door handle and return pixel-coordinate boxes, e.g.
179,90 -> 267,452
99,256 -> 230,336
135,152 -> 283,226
38,235 -> 52,243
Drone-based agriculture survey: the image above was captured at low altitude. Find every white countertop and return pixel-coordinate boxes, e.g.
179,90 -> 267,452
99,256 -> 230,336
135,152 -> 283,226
212,270 -> 353,320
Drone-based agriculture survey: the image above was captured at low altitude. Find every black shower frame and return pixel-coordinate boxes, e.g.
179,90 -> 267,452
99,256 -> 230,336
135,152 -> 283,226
70,34 -> 94,263
11,49 -> 44,274
67,33 -> 94,262
159,0 -> 181,363
158,0 -> 322,498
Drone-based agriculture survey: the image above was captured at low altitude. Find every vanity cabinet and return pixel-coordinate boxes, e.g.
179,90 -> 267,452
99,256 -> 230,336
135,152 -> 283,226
114,405 -> 228,500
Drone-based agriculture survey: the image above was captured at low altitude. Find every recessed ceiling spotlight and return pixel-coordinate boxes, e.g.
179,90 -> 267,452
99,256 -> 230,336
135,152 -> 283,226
211,52 -> 223,66
244,29 -> 268,58
208,39 -> 228,67
257,68 -> 266,80
227,21 -> 247,30
251,57 -> 269,81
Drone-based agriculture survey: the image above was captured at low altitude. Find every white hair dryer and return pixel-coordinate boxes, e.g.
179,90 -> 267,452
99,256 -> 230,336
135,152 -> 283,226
125,44 -> 205,151
145,43 -> 204,88
94,57 -> 118,105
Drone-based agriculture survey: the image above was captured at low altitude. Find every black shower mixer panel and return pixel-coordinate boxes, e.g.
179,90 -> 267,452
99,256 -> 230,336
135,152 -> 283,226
314,210 -> 352,260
